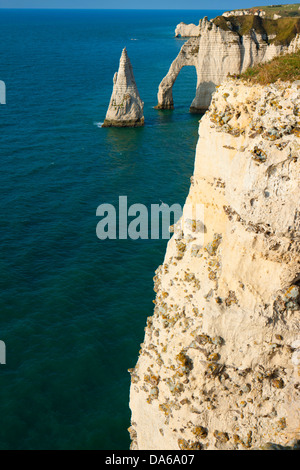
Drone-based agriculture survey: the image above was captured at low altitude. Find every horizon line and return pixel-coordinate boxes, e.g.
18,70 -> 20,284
0,7 -> 226,10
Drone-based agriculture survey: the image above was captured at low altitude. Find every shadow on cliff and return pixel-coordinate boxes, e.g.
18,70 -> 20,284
190,81 -> 217,113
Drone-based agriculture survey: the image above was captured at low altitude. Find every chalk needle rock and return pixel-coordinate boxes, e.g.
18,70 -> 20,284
102,48 -> 144,128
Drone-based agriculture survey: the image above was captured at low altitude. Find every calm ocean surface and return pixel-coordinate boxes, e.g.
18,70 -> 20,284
0,9 -> 224,450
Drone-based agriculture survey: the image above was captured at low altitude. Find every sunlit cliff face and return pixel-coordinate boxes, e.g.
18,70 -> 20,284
130,78 -> 300,450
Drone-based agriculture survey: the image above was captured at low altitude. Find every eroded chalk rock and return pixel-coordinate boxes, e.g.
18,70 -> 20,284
156,15 -> 300,112
102,48 -> 144,128
129,79 -> 300,450
175,22 -> 200,37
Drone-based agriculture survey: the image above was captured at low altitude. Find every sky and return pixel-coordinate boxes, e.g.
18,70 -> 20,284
0,1 -> 296,9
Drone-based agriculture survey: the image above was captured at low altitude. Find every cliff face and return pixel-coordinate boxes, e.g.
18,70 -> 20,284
156,16 -> 300,112
129,79 -> 300,450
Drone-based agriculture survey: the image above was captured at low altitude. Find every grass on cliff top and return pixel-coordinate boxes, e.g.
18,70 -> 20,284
255,3 -> 300,18
238,49 -> 300,84
230,3 -> 300,17
213,14 -> 300,45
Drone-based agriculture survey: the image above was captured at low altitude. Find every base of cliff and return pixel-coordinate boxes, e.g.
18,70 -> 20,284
189,106 -> 207,114
102,117 -> 145,128
154,103 -> 174,110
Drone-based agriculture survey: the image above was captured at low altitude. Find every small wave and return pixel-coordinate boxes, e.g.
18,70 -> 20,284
130,38 -> 138,41
94,122 -> 104,128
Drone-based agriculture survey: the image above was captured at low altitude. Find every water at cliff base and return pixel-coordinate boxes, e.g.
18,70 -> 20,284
0,9 -> 223,450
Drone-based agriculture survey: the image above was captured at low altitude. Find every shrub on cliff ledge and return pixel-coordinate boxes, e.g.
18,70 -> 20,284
238,50 -> 300,84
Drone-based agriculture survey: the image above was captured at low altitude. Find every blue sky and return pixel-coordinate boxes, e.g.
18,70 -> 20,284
0,1 -> 295,9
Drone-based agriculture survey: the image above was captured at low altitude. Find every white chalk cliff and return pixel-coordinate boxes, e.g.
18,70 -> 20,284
102,48 -> 144,127
175,22 -> 200,37
222,9 -> 266,17
129,78 -> 300,450
156,16 -> 300,112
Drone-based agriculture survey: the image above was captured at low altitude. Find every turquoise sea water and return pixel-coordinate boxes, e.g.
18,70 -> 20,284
0,9 -> 224,450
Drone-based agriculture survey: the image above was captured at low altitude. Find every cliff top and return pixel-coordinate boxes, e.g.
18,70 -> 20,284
222,3 -> 300,18
213,14 -> 300,45
238,49 -> 300,84
241,3 -> 300,18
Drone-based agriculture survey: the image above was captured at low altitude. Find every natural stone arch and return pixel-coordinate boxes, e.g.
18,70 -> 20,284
154,37 -> 199,112
155,15 -> 300,115
172,64 -> 200,113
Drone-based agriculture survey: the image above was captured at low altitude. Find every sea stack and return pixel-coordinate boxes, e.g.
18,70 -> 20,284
102,48 -> 144,128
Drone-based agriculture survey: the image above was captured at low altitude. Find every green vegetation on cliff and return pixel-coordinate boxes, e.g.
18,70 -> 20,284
251,3 -> 300,18
225,3 -> 300,18
213,14 -> 300,45
238,49 -> 300,84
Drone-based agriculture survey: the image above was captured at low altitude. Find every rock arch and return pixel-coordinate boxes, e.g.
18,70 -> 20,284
154,37 -> 199,112
155,15 -> 300,114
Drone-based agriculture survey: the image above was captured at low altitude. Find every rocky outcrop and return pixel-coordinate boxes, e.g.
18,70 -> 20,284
223,9 -> 266,17
156,16 -> 300,113
175,22 -> 200,37
102,48 -> 144,128
129,78 -> 300,450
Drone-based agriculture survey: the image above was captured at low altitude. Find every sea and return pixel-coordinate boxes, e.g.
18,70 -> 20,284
0,8 -> 224,450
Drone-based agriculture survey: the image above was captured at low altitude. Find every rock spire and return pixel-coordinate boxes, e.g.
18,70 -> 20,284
102,48 -> 144,127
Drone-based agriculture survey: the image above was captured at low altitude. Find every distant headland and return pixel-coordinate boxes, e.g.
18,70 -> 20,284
156,4 -> 300,113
